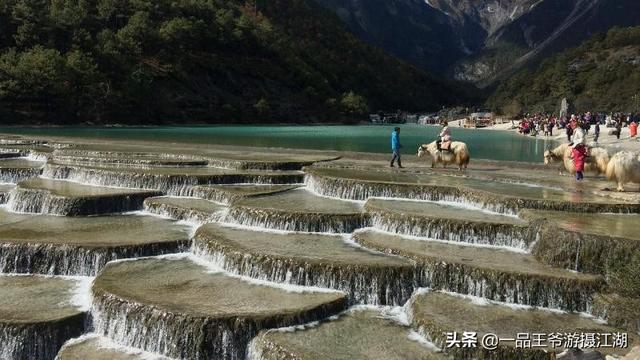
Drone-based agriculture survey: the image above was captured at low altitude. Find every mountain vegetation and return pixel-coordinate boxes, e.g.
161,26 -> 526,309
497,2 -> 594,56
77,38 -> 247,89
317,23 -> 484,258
0,0 -> 466,124
313,0 -> 640,85
487,27 -> 640,115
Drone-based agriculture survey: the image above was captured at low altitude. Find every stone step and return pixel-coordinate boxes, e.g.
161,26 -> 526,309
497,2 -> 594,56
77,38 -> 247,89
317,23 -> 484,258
249,307 -> 445,360
0,275 -> 88,360
521,210 -> 640,275
143,196 -> 225,223
55,143 -> 339,171
409,291 -> 636,359
0,158 -> 44,183
0,144 -> 54,161
365,198 -> 531,250
52,150 -> 209,167
592,294 -> 640,335
353,229 -> 603,312
194,223 -> 415,305
306,167 -> 640,214
225,188 -> 366,233
57,334 -> 172,360
44,162 -> 304,195
8,178 -> 162,216
186,184 -> 301,205
92,255 -> 347,360
0,209 -> 190,276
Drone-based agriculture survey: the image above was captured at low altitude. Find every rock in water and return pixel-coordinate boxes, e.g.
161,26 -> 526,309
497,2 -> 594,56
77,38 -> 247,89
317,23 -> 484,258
194,223 -> 415,305
225,188 -> 367,233
92,256 -> 347,360
0,209 -> 191,276
249,307 -> 445,360
7,178 -> 161,216
0,275 -> 87,360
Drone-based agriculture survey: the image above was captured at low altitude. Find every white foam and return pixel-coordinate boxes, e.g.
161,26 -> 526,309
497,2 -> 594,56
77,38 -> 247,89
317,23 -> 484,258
436,290 -> 567,314
355,227 -> 530,254
57,333 -> 169,359
70,276 -> 94,311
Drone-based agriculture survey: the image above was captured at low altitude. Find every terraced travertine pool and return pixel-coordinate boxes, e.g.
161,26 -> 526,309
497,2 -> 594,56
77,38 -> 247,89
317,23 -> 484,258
0,134 -> 637,360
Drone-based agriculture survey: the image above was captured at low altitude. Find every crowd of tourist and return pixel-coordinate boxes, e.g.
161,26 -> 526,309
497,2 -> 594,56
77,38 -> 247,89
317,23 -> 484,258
516,112 -> 639,142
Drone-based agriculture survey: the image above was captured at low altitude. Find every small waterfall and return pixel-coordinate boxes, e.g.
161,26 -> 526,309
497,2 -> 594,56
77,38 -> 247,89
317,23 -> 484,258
207,159 -> 314,171
7,187 -> 160,216
143,199 -> 222,224
528,218 -> 639,275
44,163 -> 304,196
0,241 -> 190,276
223,206 -> 369,233
183,186 -> 243,205
0,313 -> 86,360
305,173 -> 518,215
369,211 -> 531,251
306,173 -> 640,215
415,262 -> 602,312
91,290 -> 346,360
192,242 -> 416,306
0,166 -> 42,184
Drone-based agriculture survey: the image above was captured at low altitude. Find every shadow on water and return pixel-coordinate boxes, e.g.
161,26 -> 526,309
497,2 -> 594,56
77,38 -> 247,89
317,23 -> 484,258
0,124 -> 556,162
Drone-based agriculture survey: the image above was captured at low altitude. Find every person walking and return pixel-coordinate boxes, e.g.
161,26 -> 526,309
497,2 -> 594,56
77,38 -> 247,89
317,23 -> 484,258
630,120 -> 638,140
572,143 -> 587,181
615,120 -> 622,140
390,127 -> 403,168
594,122 -> 600,143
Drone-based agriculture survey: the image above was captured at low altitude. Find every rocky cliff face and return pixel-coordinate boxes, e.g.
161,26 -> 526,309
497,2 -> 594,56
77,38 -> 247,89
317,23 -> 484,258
313,0 -> 640,85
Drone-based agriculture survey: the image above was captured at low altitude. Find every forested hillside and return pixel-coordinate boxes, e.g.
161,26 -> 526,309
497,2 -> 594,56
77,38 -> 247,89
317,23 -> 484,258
0,0 -> 465,124
487,27 -> 640,115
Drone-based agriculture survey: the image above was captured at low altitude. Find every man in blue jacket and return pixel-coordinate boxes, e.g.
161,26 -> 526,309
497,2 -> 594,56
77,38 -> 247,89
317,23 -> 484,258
390,127 -> 403,168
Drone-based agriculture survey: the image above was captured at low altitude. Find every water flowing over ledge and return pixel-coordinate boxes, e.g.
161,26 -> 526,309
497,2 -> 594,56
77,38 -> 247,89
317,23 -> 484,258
353,229 -> 604,312
44,162 -> 305,195
92,257 -> 347,360
7,180 -> 161,216
193,224 -> 416,305
0,275 -> 88,360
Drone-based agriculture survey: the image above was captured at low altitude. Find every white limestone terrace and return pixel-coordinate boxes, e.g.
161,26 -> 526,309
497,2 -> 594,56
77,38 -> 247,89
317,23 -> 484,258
0,134 -> 634,359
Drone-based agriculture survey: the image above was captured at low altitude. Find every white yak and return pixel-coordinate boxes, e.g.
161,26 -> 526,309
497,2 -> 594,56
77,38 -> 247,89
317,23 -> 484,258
543,143 -> 611,175
417,141 -> 470,171
606,151 -> 640,191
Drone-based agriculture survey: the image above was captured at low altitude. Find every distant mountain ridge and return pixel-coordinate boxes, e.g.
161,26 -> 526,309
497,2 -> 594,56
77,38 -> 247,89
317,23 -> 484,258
487,26 -> 640,114
312,0 -> 640,85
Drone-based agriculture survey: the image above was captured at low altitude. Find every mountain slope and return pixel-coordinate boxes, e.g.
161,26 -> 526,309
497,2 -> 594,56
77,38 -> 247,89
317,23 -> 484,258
486,27 -> 640,114
0,0 -> 464,124
312,0 -> 640,85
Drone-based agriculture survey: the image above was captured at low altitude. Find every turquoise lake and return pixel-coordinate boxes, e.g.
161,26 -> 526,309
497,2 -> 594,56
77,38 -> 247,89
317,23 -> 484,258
0,124 -> 555,163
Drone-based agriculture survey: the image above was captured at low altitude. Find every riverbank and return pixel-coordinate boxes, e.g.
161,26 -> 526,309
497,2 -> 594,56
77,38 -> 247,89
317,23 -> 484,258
479,121 -> 640,152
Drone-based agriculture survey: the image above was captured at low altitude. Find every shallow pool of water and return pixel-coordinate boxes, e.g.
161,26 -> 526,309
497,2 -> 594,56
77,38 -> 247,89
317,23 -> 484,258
0,124 -> 555,162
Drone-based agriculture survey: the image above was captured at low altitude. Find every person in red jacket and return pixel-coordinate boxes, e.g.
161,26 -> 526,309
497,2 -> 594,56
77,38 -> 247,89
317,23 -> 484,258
630,120 -> 638,139
571,143 -> 587,181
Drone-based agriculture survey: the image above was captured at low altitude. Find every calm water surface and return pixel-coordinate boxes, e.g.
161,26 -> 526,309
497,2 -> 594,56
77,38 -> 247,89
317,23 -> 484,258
0,125 -> 555,162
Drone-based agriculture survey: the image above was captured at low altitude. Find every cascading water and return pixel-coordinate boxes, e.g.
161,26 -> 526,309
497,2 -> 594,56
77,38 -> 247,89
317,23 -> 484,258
44,163 -> 304,195
0,166 -> 42,184
0,316 -> 86,360
223,206 -> 369,233
0,241 -> 190,276
6,186 -> 160,216
368,211 -> 532,250
192,242 -> 416,306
